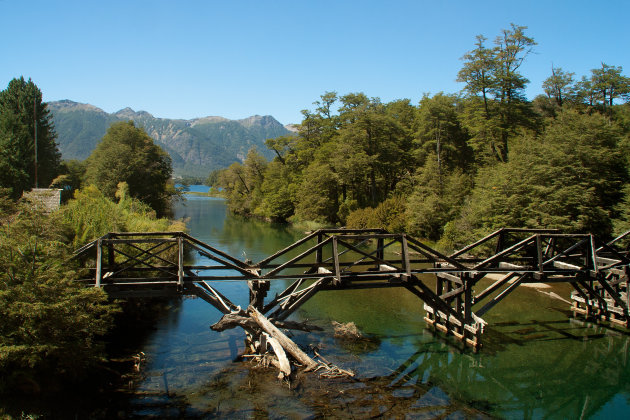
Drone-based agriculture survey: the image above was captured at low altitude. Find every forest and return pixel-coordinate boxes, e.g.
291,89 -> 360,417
210,24 -> 630,250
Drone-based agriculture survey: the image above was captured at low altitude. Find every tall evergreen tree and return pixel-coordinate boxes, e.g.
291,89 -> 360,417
0,77 -> 61,197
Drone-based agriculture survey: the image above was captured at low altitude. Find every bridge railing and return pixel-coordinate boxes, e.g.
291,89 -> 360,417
73,228 -> 630,348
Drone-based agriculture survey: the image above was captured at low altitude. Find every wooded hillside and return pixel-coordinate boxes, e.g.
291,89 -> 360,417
211,25 -> 630,249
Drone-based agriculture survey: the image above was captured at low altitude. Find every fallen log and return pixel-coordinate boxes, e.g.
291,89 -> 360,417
248,306 -> 318,371
265,333 -> 291,379
210,311 -> 322,333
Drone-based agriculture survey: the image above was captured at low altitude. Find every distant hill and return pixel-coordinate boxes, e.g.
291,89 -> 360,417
48,100 -> 294,177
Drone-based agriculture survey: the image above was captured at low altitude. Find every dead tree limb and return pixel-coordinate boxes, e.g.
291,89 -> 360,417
248,306 -> 318,371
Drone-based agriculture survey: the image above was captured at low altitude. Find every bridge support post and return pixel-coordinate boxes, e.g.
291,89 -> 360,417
249,280 -> 270,312
316,232 -> 323,267
95,239 -> 102,288
177,235 -> 184,291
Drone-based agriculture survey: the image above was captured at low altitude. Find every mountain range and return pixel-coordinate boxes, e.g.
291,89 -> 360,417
48,100 -> 295,177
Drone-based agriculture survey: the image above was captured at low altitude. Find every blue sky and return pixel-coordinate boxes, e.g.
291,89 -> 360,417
1,0 -> 628,125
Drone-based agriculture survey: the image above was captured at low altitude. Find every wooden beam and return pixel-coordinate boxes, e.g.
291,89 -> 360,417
475,275 -> 525,317
95,239 -> 102,287
332,237 -> 341,285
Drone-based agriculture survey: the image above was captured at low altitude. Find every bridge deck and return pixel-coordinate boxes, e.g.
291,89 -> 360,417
74,228 -> 630,348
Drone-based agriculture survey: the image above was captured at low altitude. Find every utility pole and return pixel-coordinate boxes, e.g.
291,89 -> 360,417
34,98 -> 38,188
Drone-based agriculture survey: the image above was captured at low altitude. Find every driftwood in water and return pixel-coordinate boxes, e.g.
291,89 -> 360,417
248,306 -> 318,371
209,305 -> 352,379
210,310 -> 322,333
265,333 -> 291,378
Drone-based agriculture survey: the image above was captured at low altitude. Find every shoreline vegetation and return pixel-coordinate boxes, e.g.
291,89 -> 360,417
0,78 -> 187,403
0,184 -> 185,405
208,25 -> 630,252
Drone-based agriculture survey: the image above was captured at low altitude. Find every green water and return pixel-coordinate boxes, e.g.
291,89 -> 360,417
116,193 -> 629,418
8,192 -> 628,418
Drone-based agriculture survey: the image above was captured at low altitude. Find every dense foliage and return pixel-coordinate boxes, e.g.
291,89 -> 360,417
0,77 -> 61,198
210,25 -> 630,248
0,192 -> 115,391
0,183 -> 185,392
62,183 -> 186,248
84,121 -> 176,217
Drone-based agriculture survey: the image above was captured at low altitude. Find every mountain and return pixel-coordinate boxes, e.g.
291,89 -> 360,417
48,100 -> 294,177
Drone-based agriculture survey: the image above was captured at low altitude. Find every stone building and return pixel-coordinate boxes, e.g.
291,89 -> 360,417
22,188 -> 63,213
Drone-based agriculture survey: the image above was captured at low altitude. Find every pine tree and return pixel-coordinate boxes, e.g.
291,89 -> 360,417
0,77 -> 61,197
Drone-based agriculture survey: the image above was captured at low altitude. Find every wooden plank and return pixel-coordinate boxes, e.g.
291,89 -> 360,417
401,235 -> 411,278
405,235 -> 470,271
553,261 -> 583,271
183,233 -> 251,269
185,241 -> 258,277
543,238 -> 588,266
473,235 -> 536,270
590,235 -> 599,274
498,262 -> 526,270
95,239 -> 102,287
103,238 -> 178,244
436,272 -> 464,285
332,237 -> 341,285
263,236 -> 332,278
177,236 -> 184,289
440,286 -> 465,300
449,228 -> 504,258
536,235 -> 544,273
257,230 -> 319,267
602,229 -> 630,249
474,273 -> 518,303
334,237 -> 395,272
270,278 -> 329,321
475,275 -> 525,317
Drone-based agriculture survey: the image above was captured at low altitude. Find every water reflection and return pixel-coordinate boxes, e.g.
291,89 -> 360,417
122,192 -> 630,418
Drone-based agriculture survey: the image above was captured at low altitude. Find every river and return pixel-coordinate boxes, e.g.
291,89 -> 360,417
6,189 -> 630,418
120,189 -> 630,418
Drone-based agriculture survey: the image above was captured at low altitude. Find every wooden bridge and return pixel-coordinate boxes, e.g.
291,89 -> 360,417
73,228 -> 630,349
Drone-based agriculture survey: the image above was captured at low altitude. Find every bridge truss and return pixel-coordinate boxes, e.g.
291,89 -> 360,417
73,228 -> 630,349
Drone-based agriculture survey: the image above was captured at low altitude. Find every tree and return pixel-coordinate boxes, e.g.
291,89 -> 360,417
457,25 -> 537,162
215,148 -> 269,216
415,93 -> 472,175
575,64 -> 630,110
406,159 -> 472,240
0,77 -> 61,196
457,35 -> 496,117
260,160 -> 295,221
294,161 -> 339,223
0,112 -> 31,199
84,121 -> 174,216
457,35 -> 502,162
542,66 -> 576,107
447,110 -> 627,246
590,63 -> 630,108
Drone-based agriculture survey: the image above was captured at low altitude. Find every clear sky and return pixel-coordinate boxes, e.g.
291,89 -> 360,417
1,0 -> 628,125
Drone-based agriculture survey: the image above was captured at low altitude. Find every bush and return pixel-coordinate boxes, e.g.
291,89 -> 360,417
346,196 -> 407,233
0,193 -> 116,390
61,183 -> 185,248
